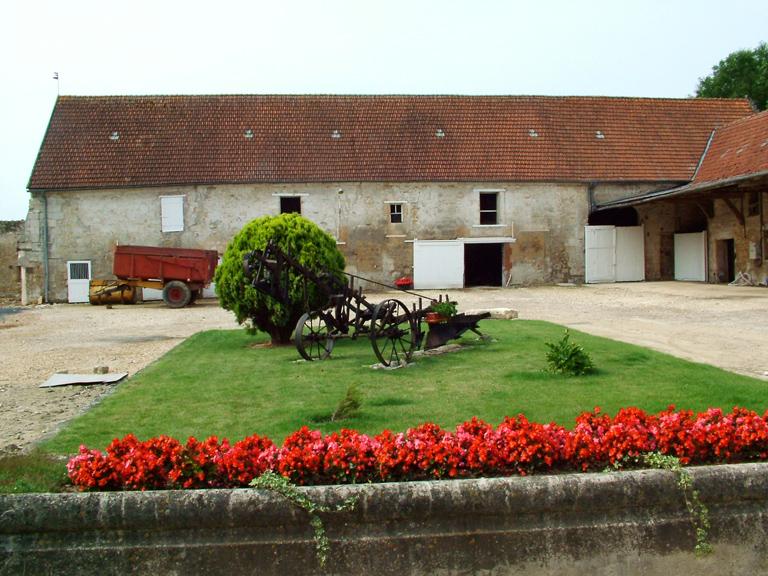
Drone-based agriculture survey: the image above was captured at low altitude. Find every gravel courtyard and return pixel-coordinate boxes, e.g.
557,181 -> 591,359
1,281 -> 766,452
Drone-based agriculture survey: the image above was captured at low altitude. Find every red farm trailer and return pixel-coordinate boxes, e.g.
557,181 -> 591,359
89,245 -> 219,308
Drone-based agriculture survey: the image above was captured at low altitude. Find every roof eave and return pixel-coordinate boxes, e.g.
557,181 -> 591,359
595,169 -> 768,210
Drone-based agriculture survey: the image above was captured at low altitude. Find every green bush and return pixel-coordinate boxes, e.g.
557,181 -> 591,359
215,214 -> 346,344
545,330 -> 595,376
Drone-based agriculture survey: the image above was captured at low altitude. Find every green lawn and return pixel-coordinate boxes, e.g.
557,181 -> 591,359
5,319 -> 767,493
43,319 -> 768,453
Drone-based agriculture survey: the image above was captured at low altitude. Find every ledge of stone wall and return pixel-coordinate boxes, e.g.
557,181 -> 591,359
2,463 -> 768,575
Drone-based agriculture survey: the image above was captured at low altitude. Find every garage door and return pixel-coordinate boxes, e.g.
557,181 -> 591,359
585,225 -> 645,283
615,227 -> 645,282
585,226 -> 616,283
674,232 -> 707,281
413,240 -> 464,289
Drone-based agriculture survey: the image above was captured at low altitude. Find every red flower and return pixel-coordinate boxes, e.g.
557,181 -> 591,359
67,406 -> 768,491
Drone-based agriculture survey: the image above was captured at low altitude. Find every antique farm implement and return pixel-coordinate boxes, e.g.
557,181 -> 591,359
243,241 -> 489,366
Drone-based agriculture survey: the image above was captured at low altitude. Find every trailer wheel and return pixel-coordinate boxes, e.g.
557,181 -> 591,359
162,281 -> 192,308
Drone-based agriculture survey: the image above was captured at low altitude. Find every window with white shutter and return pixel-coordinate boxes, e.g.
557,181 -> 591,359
161,196 -> 184,232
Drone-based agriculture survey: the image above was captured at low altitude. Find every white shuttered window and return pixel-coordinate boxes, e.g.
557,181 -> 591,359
161,196 -> 184,232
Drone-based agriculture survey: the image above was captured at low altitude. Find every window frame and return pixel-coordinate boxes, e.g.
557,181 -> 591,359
279,196 -> 302,215
479,191 -> 499,225
389,203 -> 403,224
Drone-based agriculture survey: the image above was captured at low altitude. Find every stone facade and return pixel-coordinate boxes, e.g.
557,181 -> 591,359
19,180 -> 675,302
20,182 -> 727,301
707,192 -> 767,284
0,221 -> 23,300
630,191 -> 768,283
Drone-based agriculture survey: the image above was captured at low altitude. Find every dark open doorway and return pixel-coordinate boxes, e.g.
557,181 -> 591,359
464,243 -> 502,286
715,239 -> 735,283
588,206 -> 638,226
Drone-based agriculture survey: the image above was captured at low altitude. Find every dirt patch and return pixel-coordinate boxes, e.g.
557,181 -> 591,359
0,300 -> 235,452
1,282 -> 767,453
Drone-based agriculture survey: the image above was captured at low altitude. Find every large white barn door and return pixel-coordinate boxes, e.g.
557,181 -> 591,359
413,240 -> 464,289
674,232 -> 707,281
585,226 -> 645,283
585,226 -> 616,283
615,226 -> 645,282
67,260 -> 92,303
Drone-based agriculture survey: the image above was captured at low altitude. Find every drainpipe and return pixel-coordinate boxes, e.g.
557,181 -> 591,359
42,191 -> 49,303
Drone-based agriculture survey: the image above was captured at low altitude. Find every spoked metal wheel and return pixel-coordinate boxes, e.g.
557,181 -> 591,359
370,299 -> 416,367
294,311 -> 335,361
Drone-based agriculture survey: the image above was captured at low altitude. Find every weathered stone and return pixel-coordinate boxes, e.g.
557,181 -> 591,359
0,220 -> 24,300
463,307 -> 518,319
1,463 -> 768,575
19,180 -> 664,303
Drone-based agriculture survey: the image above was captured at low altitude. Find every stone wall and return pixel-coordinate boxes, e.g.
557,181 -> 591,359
708,191 -> 767,284
21,181 -> 644,301
2,463 -> 767,575
0,221 -> 23,300
632,191 -> 768,284
635,202 -> 682,281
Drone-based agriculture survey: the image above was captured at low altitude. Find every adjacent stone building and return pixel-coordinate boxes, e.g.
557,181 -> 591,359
597,110 -> 768,284
0,220 -> 24,301
19,95 -> 761,303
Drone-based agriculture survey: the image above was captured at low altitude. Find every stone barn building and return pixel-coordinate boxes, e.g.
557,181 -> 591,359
18,95 -> 764,303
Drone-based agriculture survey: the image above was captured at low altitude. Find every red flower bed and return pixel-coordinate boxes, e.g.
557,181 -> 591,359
67,406 -> 768,491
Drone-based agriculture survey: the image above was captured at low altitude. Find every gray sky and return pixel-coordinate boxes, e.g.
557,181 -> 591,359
1,0 -> 766,220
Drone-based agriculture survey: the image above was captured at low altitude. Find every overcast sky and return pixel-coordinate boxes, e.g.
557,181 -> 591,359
1,0 -> 766,220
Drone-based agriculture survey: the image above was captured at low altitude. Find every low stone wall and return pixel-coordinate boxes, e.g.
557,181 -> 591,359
2,463 -> 768,575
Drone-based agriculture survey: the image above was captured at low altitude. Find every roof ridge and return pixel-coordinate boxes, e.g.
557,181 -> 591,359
55,94 -> 753,104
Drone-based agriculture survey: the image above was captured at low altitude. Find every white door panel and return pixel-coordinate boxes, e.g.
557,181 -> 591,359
585,226 -> 616,283
616,226 -> 645,282
67,261 -> 91,303
413,240 -> 464,289
675,232 -> 707,281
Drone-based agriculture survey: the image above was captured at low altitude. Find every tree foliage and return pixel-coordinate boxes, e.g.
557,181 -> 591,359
696,43 -> 768,111
215,213 -> 345,344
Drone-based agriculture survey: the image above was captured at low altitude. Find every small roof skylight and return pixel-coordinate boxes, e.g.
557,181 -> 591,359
595,130 -> 605,139
331,129 -> 342,139
244,129 -> 254,139
435,128 -> 445,138
528,129 -> 538,138
109,131 -> 119,141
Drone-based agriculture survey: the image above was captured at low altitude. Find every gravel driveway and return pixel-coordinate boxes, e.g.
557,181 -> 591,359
1,281 -> 766,453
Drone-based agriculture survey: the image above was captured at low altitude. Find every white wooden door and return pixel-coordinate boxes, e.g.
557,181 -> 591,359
67,260 -> 91,303
615,226 -> 645,282
585,226 -> 616,283
674,232 -> 707,281
413,240 -> 464,289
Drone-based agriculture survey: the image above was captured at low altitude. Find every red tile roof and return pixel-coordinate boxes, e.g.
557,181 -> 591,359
693,109 -> 768,184
28,95 -> 754,190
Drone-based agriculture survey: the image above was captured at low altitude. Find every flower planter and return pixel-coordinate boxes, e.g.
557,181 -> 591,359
425,312 -> 447,325
394,276 -> 413,290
